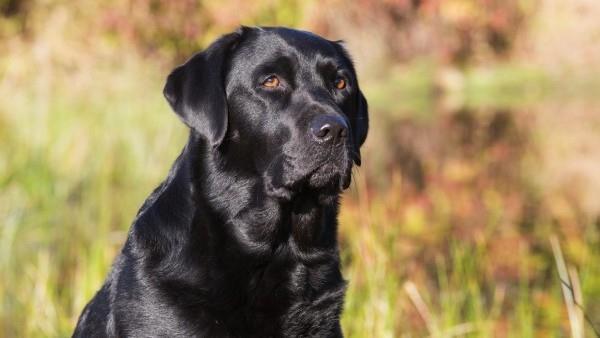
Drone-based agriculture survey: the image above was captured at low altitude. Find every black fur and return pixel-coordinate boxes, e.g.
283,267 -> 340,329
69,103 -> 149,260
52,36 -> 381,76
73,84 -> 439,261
73,26 -> 369,338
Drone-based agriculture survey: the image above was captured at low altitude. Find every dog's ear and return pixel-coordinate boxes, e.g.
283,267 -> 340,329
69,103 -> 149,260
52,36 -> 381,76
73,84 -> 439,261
352,90 -> 369,166
163,30 -> 243,148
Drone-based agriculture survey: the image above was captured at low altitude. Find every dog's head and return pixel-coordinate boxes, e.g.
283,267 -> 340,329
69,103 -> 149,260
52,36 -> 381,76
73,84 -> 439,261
164,27 -> 368,200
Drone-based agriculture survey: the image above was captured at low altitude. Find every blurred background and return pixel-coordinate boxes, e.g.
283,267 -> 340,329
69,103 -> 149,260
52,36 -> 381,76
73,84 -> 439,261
1,0 -> 599,337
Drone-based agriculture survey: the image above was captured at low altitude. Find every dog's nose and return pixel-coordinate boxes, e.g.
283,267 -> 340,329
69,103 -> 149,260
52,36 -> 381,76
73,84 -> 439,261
310,115 -> 348,144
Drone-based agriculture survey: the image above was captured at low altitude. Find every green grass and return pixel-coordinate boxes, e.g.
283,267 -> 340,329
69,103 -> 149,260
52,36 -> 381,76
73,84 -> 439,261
1,54 -> 600,337
0,58 -> 187,336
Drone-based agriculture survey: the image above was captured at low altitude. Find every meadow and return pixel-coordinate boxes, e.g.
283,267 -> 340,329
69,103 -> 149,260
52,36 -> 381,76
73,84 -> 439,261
2,1 -> 600,337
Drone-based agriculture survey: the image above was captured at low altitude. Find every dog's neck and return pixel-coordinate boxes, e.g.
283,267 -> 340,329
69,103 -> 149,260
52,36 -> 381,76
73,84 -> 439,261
134,133 -> 342,266
194,134 -> 341,263
128,134 -> 346,334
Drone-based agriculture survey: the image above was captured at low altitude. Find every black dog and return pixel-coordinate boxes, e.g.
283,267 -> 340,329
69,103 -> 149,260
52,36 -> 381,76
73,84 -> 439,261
73,26 -> 368,337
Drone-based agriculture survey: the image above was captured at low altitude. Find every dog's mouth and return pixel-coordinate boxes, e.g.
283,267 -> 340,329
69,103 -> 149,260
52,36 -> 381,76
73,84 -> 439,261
264,150 -> 353,201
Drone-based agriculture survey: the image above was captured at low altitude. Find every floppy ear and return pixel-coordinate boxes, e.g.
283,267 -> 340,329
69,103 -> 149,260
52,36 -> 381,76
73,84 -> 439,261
352,90 -> 369,166
163,31 -> 242,148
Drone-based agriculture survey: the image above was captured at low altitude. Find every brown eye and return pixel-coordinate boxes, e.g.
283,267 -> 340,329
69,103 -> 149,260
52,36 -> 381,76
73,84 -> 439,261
262,75 -> 280,88
334,77 -> 346,90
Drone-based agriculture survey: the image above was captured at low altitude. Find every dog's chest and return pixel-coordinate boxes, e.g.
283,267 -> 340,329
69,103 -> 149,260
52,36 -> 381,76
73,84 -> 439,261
244,261 -> 308,313
228,260 -> 344,336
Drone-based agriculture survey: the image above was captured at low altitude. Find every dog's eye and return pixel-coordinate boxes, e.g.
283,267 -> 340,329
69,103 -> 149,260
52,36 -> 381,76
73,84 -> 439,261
334,77 -> 346,90
261,75 -> 280,88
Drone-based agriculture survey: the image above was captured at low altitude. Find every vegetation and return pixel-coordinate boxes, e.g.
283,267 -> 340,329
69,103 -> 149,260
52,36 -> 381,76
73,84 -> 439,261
1,0 -> 600,337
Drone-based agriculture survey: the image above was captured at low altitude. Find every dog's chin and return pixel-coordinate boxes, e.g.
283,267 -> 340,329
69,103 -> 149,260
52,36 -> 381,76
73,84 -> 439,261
306,163 -> 350,191
264,158 -> 353,202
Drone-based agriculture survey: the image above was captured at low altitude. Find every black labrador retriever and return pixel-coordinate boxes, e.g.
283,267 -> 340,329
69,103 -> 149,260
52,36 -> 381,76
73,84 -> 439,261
73,26 -> 368,338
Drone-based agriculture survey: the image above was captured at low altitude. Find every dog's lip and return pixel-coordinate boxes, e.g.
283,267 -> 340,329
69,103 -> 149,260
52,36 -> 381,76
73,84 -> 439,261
340,161 -> 352,190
